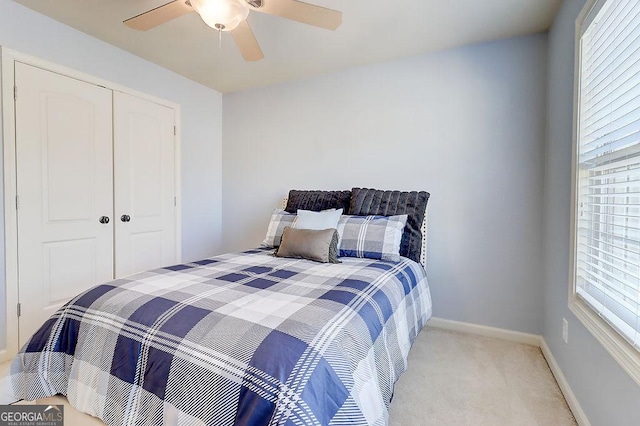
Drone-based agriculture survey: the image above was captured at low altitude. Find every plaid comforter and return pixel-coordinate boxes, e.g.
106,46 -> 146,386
3,249 -> 432,425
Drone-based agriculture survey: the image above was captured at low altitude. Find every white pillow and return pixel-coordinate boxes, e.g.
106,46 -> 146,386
294,208 -> 343,230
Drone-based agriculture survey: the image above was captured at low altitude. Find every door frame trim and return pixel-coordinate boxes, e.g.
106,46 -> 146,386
1,48 -> 20,362
0,47 -> 183,362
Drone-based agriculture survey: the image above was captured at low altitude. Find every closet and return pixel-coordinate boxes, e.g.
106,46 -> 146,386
12,62 -> 179,346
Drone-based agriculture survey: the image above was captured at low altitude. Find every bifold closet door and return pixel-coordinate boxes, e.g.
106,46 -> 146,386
15,63 -> 114,346
113,92 -> 176,277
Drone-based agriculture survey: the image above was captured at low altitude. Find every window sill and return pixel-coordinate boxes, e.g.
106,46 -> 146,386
569,298 -> 640,387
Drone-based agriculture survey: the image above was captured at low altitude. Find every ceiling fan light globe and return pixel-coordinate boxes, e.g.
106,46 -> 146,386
191,0 -> 249,31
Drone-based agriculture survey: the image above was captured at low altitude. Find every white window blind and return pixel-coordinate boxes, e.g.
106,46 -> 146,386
576,0 -> 640,350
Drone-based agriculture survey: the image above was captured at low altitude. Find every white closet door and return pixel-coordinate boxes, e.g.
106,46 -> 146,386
114,92 -> 176,277
15,63 -> 114,346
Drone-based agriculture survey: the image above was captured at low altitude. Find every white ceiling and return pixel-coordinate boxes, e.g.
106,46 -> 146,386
12,0 -> 562,93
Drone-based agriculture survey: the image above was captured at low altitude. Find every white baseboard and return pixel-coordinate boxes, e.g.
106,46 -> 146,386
427,317 -> 590,426
540,338 -> 591,426
428,317 -> 542,346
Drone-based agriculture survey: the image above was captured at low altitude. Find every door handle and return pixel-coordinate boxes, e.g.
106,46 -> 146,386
120,214 -> 131,222
99,216 -> 110,224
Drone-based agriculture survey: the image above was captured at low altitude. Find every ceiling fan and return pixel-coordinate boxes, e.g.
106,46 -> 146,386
124,0 -> 342,62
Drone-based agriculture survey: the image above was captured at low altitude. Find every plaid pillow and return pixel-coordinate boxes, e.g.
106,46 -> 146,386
262,209 -> 298,248
349,188 -> 430,264
337,214 -> 408,262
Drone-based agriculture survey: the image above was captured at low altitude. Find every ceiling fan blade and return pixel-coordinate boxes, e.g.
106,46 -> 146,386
124,0 -> 193,31
256,0 -> 341,30
231,21 -> 265,61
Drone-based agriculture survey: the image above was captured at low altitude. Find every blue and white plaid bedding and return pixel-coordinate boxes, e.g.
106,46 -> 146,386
2,249 -> 432,425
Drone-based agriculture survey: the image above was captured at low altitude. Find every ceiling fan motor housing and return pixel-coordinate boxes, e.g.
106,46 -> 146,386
190,0 -> 250,31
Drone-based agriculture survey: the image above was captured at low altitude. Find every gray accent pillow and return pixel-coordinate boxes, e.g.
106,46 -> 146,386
285,190 -> 352,213
349,188 -> 430,263
275,227 -> 340,263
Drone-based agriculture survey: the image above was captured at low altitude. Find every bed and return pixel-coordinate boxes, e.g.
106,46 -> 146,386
1,188 -> 432,425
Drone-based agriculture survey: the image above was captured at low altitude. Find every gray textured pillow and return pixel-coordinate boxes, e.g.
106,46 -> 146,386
285,190 -> 352,213
275,227 -> 340,263
349,188 -> 430,263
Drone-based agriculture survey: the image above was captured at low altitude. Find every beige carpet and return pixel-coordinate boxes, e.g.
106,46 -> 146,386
2,327 -> 577,425
388,327 -> 577,426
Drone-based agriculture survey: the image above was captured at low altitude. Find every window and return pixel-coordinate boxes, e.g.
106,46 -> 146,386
571,0 -> 640,384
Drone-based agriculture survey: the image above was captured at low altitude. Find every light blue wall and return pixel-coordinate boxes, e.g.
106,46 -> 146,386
223,34 -> 548,335
0,0 -> 223,349
543,0 -> 640,424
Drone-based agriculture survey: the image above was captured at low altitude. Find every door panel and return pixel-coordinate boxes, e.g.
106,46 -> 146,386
114,92 -> 176,277
44,96 -> 95,222
15,63 -> 114,346
130,231 -> 164,273
44,238 -> 97,304
130,125 -> 163,217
